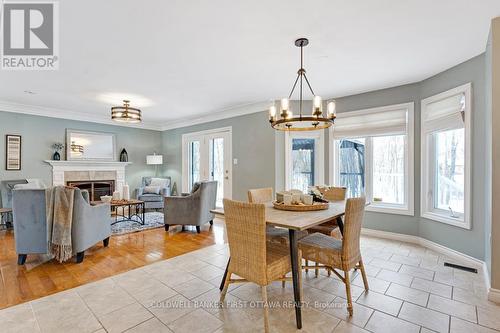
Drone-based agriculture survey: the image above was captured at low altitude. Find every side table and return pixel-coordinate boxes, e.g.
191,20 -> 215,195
0,208 -> 13,229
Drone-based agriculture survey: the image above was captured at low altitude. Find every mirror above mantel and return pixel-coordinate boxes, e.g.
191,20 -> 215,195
66,129 -> 116,161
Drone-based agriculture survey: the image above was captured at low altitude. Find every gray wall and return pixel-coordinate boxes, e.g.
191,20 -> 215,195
161,111 -> 275,201
0,111 -> 161,204
419,54 -> 486,259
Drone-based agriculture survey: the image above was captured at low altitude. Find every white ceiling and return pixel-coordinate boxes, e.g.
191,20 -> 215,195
1,0 -> 499,131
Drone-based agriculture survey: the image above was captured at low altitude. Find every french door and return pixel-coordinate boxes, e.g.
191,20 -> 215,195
182,127 -> 232,207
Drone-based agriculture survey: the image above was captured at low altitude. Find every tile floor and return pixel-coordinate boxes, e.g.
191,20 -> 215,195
1,236 -> 499,333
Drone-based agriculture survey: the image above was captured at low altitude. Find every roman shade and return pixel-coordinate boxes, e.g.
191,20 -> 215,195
422,92 -> 465,132
332,105 -> 409,139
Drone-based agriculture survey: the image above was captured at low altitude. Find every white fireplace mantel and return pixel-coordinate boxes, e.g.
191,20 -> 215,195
44,160 -> 132,193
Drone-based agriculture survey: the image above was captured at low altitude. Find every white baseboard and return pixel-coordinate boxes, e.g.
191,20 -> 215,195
489,288 -> 500,303
361,227 -> 497,304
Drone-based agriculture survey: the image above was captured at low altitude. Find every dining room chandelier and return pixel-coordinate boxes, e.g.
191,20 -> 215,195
269,38 -> 336,131
111,100 -> 142,123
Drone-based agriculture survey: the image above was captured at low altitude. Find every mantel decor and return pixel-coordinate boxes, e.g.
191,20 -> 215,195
269,38 -> 336,131
5,135 -> 21,170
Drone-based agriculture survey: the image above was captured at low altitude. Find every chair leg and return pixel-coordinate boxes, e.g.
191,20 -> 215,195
182,225 -> 185,231
282,276 -> 286,288
220,271 -> 232,303
164,224 -> 169,232
103,237 -> 110,247
344,270 -> 353,316
315,262 -> 319,278
209,220 -> 213,225
196,226 -> 201,233
261,286 -> 270,333
17,254 -> 27,265
76,251 -> 85,263
327,268 -> 331,277
305,260 -> 309,273
359,259 -> 369,291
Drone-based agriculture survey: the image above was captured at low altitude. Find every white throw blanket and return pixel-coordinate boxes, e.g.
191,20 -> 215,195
46,186 -> 75,263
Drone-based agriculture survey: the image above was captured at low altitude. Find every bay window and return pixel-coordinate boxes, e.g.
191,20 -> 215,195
421,84 -> 471,228
330,103 -> 414,215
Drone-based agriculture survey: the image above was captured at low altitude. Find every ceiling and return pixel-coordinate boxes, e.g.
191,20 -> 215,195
1,0 -> 499,131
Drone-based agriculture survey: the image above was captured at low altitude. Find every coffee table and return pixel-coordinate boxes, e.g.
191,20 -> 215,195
92,199 -> 145,225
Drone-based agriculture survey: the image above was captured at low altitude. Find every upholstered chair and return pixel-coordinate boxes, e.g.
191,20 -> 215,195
299,197 -> 369,316
137,177 -> 171,210
220,199 -> 299,333
12,188 -> 111,264
164,180 -> 217,233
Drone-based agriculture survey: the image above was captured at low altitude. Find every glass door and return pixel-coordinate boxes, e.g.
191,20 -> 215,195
183,129 -> 232,207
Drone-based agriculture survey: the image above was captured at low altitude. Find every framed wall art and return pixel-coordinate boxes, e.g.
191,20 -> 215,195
5,135 -> 22,171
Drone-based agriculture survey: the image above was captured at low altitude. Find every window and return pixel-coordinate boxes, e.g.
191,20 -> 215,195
421,84 -> 471,228
285,131 -> 324,192
330,103 -> 414,216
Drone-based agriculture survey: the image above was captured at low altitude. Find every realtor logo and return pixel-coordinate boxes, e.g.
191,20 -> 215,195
1,1 -> 59,70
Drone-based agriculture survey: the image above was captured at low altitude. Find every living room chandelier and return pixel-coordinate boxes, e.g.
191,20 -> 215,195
269,38 -> 336,131
111,100 -> 142,123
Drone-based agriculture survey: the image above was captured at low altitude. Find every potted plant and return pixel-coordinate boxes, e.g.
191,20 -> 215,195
51,142 -> 64,160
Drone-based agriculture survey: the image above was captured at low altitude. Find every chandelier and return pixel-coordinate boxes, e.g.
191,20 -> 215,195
269,38 -> 336,131
111,100 -> 142,123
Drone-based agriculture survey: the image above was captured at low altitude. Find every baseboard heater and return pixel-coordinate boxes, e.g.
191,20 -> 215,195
444,262 -> 477,273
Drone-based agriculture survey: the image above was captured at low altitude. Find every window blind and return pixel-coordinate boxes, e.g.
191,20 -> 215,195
332,106 -> 408,139
422,92 -> 465,131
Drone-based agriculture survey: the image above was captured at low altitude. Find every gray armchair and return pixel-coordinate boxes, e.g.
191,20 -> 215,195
164,181 -> 217,233
137,177 -> 171,210
12,188 -> 111,265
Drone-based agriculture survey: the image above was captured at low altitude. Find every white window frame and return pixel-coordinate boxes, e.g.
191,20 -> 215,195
329,102 -> 415,216
420,83 -> 471,229
285,131 -> 324,190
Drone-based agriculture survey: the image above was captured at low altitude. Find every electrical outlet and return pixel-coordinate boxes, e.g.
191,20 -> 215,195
233,158 -> 238,165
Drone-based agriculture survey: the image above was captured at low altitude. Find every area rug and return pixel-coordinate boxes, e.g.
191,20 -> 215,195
111,212 -> 164,235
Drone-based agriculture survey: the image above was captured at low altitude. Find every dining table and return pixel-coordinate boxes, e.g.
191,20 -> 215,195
211,200 -> 347,329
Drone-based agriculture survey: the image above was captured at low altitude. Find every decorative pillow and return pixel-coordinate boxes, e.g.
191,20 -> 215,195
150,178 -> 169,188
143,186 -> 161,194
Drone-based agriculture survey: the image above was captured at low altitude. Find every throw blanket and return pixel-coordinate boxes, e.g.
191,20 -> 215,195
46,186 -> 75,263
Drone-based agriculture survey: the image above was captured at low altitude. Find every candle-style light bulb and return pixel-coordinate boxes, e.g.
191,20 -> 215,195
312,96 -> 322,116
280,98 -> 290,118
327,100 -> 336,119
269,105 -> 277,121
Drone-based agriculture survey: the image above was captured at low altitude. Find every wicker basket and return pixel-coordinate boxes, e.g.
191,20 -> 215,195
272,201 -> 329,211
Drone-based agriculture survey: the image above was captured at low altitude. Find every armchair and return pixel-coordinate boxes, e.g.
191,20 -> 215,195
164,181 -> 217,233
137,177 -> 171,210
12,188 -> 111,264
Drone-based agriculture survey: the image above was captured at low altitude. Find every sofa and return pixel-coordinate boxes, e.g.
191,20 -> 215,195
136,177 -> 171,210
12,188 -> 111,264
164,181 -> 217,233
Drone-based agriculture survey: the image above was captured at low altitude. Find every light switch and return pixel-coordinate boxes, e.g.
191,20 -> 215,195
233,158 -> 238,165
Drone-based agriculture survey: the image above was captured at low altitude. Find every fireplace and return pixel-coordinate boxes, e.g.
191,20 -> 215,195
67,180 -> 115,202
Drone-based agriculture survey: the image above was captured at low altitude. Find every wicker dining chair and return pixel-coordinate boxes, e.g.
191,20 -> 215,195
298,197 -> 369,316
220,199 -> 299,333
305,186 -> 347,276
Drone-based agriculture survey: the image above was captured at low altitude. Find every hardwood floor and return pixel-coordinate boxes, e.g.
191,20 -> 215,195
0,219 -> 227,310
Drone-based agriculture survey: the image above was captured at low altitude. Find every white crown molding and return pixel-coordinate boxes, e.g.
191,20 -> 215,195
159,101 -> 269,131
361,227 -> 500,304
0,100 -> 164,131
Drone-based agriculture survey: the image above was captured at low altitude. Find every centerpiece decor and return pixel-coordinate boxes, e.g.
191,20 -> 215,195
269,38 -> 336,131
